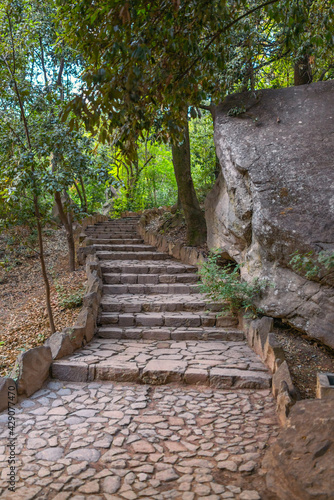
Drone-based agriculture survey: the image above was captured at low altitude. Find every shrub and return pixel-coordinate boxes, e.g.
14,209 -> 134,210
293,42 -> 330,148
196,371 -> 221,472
289,250 -> 334,280
198,250 -> 267,315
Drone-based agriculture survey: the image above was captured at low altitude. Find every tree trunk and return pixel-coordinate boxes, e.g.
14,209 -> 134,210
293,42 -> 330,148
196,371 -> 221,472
171,122 -> 207,246
294,55 -> 312,85
171,194 -> 182,213
79,175 -> 88,212
54,191 -> 76,271
73,179 -> 84,209
34,195 -> 56,334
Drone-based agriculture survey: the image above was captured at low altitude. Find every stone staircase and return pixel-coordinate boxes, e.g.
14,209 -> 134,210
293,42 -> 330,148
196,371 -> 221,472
52,217 -> 271,389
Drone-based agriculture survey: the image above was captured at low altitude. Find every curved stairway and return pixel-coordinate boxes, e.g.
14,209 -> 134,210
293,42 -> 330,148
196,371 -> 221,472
52,217 -> 271,389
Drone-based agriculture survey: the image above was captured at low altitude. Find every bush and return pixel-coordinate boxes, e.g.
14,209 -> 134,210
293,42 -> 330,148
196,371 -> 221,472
198,250 -> 267,315
289,250 -> 334,280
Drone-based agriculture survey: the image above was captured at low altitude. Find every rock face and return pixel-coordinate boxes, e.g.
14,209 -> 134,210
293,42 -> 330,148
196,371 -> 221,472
206,81 -> 334,348
263,399 -> 334,500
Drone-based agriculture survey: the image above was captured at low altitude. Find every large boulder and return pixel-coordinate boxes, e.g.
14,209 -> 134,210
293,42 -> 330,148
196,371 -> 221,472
206,81 -> 334,348
263,399 -> 334,500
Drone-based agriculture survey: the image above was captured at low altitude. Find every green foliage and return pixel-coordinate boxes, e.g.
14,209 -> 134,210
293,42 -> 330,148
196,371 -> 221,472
189,114 -> 216,203
55,282 -> 84,309
289,250 -> 334,279
57,0 -> 334,157
318,251 -> 334,270
227,106 -> 247,117
199,250 -> 268,315
106,113 -> 216,214
0,0 -> 333,243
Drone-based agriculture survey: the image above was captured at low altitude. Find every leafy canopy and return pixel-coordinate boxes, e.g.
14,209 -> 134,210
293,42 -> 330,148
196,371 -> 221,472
57,0 -> 334,149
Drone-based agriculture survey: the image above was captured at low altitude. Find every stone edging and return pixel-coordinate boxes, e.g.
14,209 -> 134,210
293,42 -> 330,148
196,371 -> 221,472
137,210 -> 206,267
0,214 -> 105,410
239,315 -> 298,426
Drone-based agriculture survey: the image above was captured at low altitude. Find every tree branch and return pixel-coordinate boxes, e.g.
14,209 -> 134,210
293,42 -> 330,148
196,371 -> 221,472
39,37 -> 48,86
198,104 -> 213,112
6,10 -> 16,75
319,64 -> 334,81
253,49 -> 290,71
2,55 -> 32,148
57,57 -> 65,100
175,0 -> 280,83
73,179 -> 84,207
138,154 -> 153,175
3,119 -> 27,151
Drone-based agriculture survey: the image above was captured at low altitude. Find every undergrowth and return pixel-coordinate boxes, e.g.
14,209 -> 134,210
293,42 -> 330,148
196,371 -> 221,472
55,283 -> 85,310
199,250 -> 268,316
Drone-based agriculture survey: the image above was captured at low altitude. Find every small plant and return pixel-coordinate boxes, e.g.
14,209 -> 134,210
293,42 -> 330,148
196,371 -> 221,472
318,251 -> 334,271
60,290 -> 84,309
55,282 -> 84,310
289,250 -> 334,280
227,105 -> 246,117
198,250 -> 268,316
36,333 -> 46,343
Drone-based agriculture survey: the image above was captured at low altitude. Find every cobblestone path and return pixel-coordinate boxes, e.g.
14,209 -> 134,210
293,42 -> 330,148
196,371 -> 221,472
0,218 -> 278,499
0,381 -> 277,500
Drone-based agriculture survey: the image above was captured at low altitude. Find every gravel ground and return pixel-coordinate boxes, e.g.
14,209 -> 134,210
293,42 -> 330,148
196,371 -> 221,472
0,227 -> 86,376
274,321 -> 334,399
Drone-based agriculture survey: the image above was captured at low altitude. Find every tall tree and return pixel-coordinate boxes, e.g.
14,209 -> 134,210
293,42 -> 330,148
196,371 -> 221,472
172,121 -> 207,245
0,2 -> 56,333
57,0 -> 334,243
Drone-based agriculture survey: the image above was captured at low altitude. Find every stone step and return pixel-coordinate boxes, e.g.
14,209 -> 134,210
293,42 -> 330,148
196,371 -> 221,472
85,230 -> 138,237
97,251 -> 172,261
103,273 -> 200,285
51,338 -> 271,389
90,238 -> 144,244
86,224 -> 138,229
85,224 -> 138,233
102,283 -> 200,295
93,244 -> 154,252
98,311 -> 237,328
86,225 -> 138,230
86,235 -> 139,240
100,261 -> 197,275
86,225 -> 138,229
87,221 -> 139,226
87,219 -> 139,227
100,294 -> 222,313
64,216 -> 271,392
97,326 -> 243,341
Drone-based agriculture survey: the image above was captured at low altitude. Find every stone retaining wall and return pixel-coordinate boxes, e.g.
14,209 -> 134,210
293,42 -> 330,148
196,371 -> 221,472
137,210 -> 206,267
0,214 -> 105,410
239,315 -> 298,426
